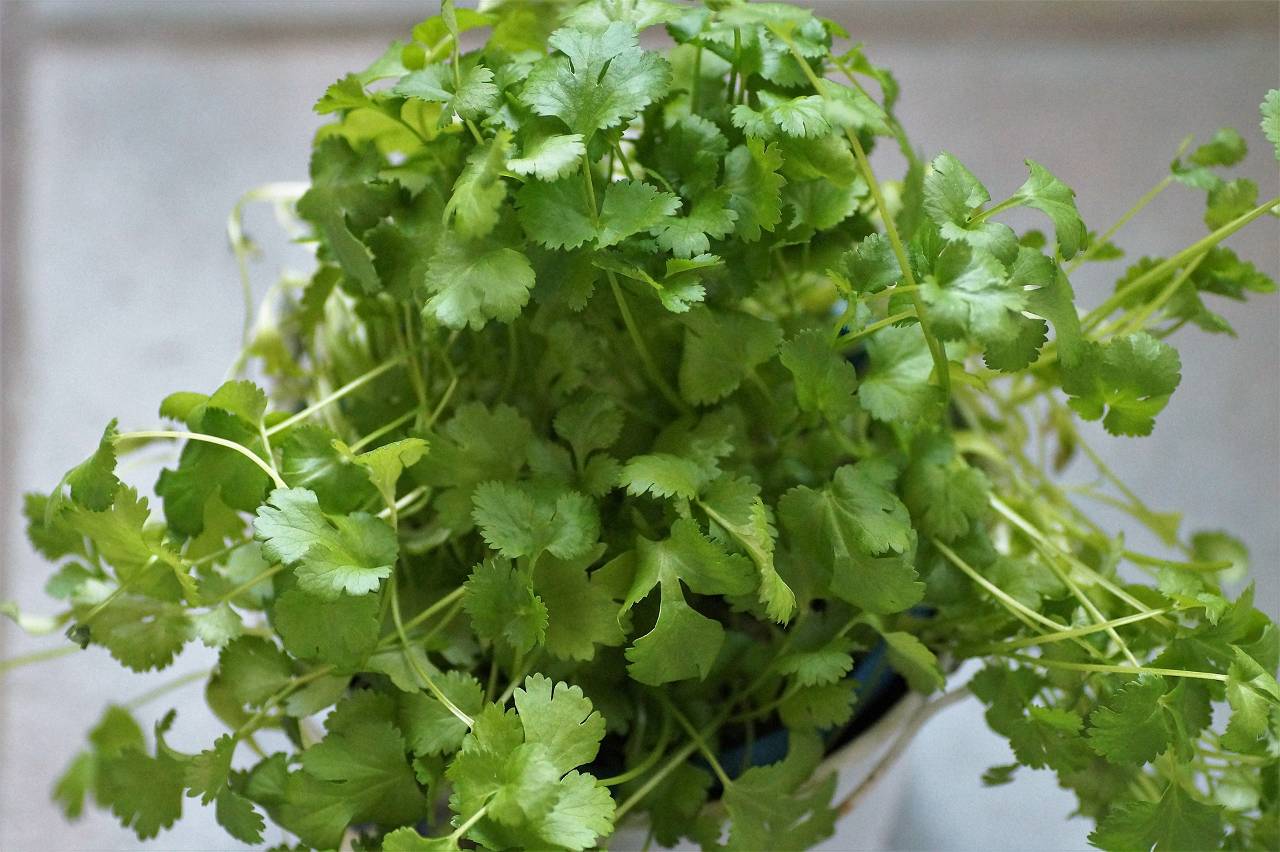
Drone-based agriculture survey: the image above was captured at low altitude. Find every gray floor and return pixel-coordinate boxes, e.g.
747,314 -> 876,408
1,3 -> 1277,850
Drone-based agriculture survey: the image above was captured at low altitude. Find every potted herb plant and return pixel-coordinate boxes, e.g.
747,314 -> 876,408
3,0 -> 1278,849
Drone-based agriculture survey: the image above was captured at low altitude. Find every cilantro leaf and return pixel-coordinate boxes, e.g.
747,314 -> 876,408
1089,784 -> 1223,852
1086,675 -> 1173,764
700,476 -> 795,623
1260,89 -> 1280,162
422,233 -> 537,330
1062,333 -> 1182,437
463,557 -> 548,654
723,139 -> 786,240
722,732 -> 837,851
394,62 -> 500,123
522,23 -> 671,138
400,671 -> 486,757
858,324 -> 945,424
780,329 -> 859,419
255,487 -> 397,598
472,481 -> 599,560
1010,160 -> 1087,259
272,587 -> 380,669
678,308 -> 782,406
508,133 -> 586,181
924,153 -> 1019,262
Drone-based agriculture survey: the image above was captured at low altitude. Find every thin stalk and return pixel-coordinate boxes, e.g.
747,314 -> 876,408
0,644 -> 80,674
607,272 -> 690,413
265,357 -> 405,437
990,495 -> 1177,628
978,607 -> 1174,653
117,431 -> 285,490
1065,170 -> 1178,273
599,710 -> 673,787
841,309 -> 916,346
1123,551 -> 1232,573
349,409 -> 417,453
663,701 -> 732,788
376,586 -> 465,649
390,575 -> 473,727
124,668 -> 210,710
1009,653 -> 1228,683
1083,195 -> 1280,330
1109,252 -> 1206,338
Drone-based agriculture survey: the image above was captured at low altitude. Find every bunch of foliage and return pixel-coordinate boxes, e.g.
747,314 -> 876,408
6,1 -> 1279,849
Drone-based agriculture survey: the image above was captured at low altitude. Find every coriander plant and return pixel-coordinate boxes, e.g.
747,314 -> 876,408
5,1 -> 1279,849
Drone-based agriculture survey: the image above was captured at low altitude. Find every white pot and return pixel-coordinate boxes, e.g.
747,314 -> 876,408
608,691 -> 931,851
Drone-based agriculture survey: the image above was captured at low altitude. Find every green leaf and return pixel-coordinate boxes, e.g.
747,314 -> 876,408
597,179 -> 682,248
400,671 -> 486,756
617,453 -> 711,500
346,437 -> 429,512
842,233 -> 904,294
901,430 -> 990,541
422,233 -> 537,330
393,62 -> 500,122
98,748 -> 186,840
218,636 -> 293,708
1063,333 -> 1182,437
1260,89 -> 1280,162
472,481 -> 600,560
298,720 -> 428,832
881,629 -> 944,693
508,133 -> 586,181
779,460 -> 923,615
780,329 -> 859,419
214,790 -> 265,845
54,419 -> 121,513
84,594 -> 191,672
280,425 -> 378,514
1086,675 -> 1172,765
1221,646 -> 1280,753
722,732 -> 837,851
1010,160 -> 1087,259
1204,178 -> 1258,231
185,734 -> 235,805
297,139 -> 396,294
553,395 -> 623,465
1089,784 -> 1223,852
858,324 -> 944,424
653,191 -> 738,258
678,307 -> 782,406
254,487 -> 398,599
700,476 -> 794,623
443,131 -> 513,240
463,557 -> 548,654
535,547 -> 626,661
522,23 -> 671,137
723,139 -> 786,241
272,587 -> 380,670
626,577 -> 725,685
513,674 -> 607,774
923,153 -> 1018,263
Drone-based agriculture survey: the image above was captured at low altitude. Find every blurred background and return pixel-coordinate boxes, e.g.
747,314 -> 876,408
1,1 -> 1276,849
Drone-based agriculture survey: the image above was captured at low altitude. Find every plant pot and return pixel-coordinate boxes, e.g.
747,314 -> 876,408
607,689 -> 928,851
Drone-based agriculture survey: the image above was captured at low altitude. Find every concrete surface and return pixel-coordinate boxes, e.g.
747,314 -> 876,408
1,2 -> 1276,850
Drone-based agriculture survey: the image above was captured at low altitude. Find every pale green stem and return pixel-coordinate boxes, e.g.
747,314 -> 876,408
1083,195 -> 1280,330
390,575 -> 473,727
118,431 -> 286,489
980,607 -> 1174,653
265,357 -> 405,437
0,644 -> 80,674
1009,653 -> 1227,683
